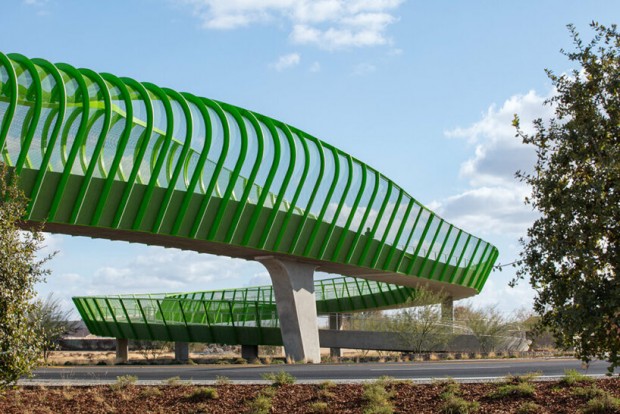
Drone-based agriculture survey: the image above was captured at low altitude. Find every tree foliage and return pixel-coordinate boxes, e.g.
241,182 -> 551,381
456,305 -> 517,353
0,163 -> 53,388
388,287 -> 452,353
31,294 -> 78,362
513,22 -> 620,372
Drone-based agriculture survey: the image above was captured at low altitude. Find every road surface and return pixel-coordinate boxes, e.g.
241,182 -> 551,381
26,358 -> 618,384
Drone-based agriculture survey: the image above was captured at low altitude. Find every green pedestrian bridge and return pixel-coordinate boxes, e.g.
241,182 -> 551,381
0,52 -> 498,362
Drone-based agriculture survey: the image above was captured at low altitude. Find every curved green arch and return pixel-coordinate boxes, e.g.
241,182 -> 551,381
0,52 -> 499,346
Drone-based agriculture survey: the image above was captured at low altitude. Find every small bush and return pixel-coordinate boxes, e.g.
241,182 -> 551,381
234,357 -> 248,364
362,381 -> 395,414
139,387 -> 162,398
318,387 -> 336,400
440,395 -> 480,414
187,387 -> 219,401
259,386 -> 278,398
110,375 -> 138,391
582,392 -> 620,414
262,370 -> 296,386
309,401 -> 330,413
516,401 -> 541,414
247,394 -> 273,414
317,380 -> 336,400
319,380 -> 336,390
573,386 -> 606,399
561,369 -> 595,386
164,376 -> 183,386
62,390 -> 75,401
438,379 -> 461,399
489,383 -> 535,399
363,382 -> 394,403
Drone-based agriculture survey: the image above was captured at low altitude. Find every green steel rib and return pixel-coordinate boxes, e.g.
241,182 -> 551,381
0,51 -> 499,346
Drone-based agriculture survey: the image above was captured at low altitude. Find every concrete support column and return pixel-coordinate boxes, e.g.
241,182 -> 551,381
175,342 -> 189,362
441,296 -> 455,332
116,338 -> 128,363
241,345 -> 259,361
329,313 -> 344,358
257,256 -> 320,364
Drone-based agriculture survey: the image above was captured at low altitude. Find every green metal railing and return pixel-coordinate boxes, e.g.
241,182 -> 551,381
0,51 -> 499,345
73,277 -> 417,344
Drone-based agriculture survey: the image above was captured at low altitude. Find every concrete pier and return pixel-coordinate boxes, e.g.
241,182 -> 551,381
116,338 -> 128,363
175,342 -> 189,362
329,313 -> 344,358
257,256 -> 320,363
441,296 -> 455,333
241,345 -> 259,361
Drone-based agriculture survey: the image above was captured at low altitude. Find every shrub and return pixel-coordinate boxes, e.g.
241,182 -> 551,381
309,401 -> 330,413
187,387 -> 219,401
438,379 -> 461,399
582,392 -> 620,414
573,385 -> 606,399
362,380 -> 395,414
164,376 -> 183,386
440,395 -> 480,414
259,386 -> 278,398
516,401 -> 541,414
317,380 -> 336,399
560,369 -> 595,386
489,383 -> 535,399
139,387 -> 162,398
247,394 -> 273,414
262,370 -> 296,386
110,375 -> 138,391
319,380 -> 336,390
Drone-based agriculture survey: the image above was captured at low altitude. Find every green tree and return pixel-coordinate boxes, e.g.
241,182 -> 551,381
31,294 -> 78,363
388,287 -> 453,354
457,304 -> 515,353
513,23 -> 620,372
0,163 -> 53,388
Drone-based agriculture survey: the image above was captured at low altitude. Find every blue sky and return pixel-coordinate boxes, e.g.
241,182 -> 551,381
2,0 -> 618,315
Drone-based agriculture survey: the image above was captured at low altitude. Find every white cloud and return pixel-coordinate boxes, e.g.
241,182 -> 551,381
433,186 -> 537,236
38,244 -> 266,312
271,53 -> 301,71
352,62 -> 376,76
309,61 -> 321,72
432,90 -> 554,236
23,0 -> 50,15
179,0 -> 403,50
446,90 -> 553,188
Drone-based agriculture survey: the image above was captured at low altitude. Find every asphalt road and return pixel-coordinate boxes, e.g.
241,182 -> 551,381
28,358 -> 618,384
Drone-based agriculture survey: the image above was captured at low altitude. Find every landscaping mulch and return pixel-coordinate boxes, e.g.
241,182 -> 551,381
0,378 -> 618,413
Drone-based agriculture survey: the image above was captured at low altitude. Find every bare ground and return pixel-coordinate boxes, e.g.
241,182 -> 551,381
1,378 -> 619,413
